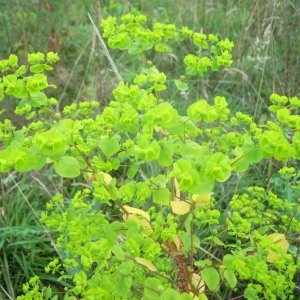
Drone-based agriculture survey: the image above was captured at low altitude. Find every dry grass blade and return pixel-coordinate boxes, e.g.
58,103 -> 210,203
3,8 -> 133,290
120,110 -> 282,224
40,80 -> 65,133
87,12 -> 123,82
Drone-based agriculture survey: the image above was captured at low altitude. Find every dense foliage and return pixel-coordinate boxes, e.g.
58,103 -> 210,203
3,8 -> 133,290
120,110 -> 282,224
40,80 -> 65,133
0,6 -> 299,300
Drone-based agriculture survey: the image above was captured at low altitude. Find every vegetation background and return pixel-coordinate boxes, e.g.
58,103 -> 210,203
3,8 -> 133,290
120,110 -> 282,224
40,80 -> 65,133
0,0 -> 299,298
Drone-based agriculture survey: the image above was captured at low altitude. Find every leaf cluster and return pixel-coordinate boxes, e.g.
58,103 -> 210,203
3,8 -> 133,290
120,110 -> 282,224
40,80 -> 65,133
0,12 -> 299,300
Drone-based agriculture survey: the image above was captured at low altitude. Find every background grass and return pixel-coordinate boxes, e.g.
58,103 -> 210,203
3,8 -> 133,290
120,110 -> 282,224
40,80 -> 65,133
0,0 -> 299,297
0,172 -> 57,299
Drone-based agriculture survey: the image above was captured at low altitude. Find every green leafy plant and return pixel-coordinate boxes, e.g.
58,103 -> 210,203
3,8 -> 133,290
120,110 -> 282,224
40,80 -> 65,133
0,12 -> 299,300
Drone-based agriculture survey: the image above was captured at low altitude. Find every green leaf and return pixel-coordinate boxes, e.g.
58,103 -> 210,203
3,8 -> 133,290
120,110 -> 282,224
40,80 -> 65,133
224,269 -> 237,288
174,79 -> 189,91
205,152 -> 231,182
153,188 -> 169,205
166,289 -> 192,300
111,244 -> 125,261
29,92 -> 48,107
54,156 -> 80,178
233,258 -> 251,279
0,150 -> 13,172
15,147 -> 46,172
244,285 -> 258,299
28,52 -> 45,64
30,64 -> 44,73
44,286 -> 52,298
143,277 -> 163,299
116,276 -> 132,297
232,157 -> 249,173
200,267 -> 220,291
289,96 -> 300,108
8,54 -> 18,67
30,147 -> 47,170
212,236 -> 225,246
12,79 -> 27,98
193,32 -> 208,48
3,74 -> 17,89
53,118 -> 79,137
135,138 -> 161,161
108,33 -> 132,50
46,52 -> 60,63
180,141 -> 207,157
43,64 -> 54,71
26,73 -> 48,93
33,130 -> 68,157
155,44 -> 173,53
5,129 -> 24,149
153,84 -> 167,92
187,100 -> 210,122
0,147 -> 45,173
242,138 -> 263,164
25,111 -> 36,120
140,40 -> 153,51
118,261 -> 133,275
128,44 -> 142,55
127,164 -> 139,179
270,93 -> 288,105
15,65 -> 26,77
161,288 -> 182,300
99,136 -> 120,157
158,145 -> 173,167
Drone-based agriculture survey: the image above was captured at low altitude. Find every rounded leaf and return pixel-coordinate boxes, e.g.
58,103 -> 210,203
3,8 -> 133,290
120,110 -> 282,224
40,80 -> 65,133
200,267 -> 220,291
171,201 -> 191,215
174,79 -> 189,91
54,156 -> 80,178
224,269 -> 237,288
143,277 -> 163,299
29,92 -> 47,107
192,193 -> 211,206
99,136 -> 120,157
153,188 -> 170,205
266,233 -> 289,263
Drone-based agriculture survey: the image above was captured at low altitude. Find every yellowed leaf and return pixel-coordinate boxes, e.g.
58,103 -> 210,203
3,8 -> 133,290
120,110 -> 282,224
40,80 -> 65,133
87,171 -> 112,184
173,236 -> 182,251
266,233 -> 289,263
192,193 -> 211,206
134,257 -> 157,271
123,206 -> 152,236
170,200 -> 191,215
190,273 -> 205,293
97,171 -> 113,184
123,205 -> 150,222
173,177 -> 180,200
154,126 -> 169,136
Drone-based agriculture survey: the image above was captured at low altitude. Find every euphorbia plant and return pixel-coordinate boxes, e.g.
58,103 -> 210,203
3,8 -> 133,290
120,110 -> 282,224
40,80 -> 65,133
0,12 -> 299,300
